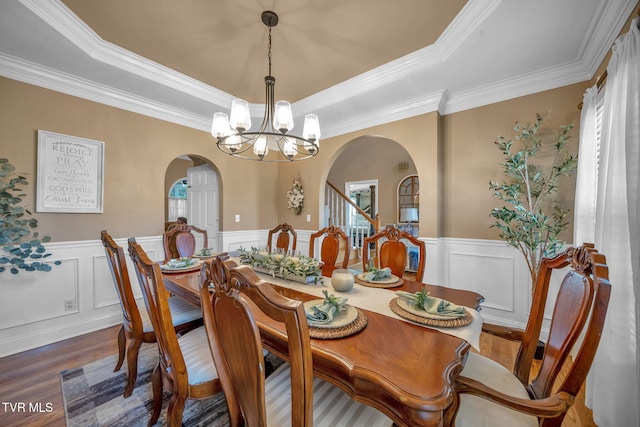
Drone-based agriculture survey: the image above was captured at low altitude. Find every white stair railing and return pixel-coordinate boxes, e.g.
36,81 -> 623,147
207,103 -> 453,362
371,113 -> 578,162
325,182 -> 379,261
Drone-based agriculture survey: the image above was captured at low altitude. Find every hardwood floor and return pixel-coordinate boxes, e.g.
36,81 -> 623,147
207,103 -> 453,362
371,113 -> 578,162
0,325 -> 121,427
0,325 -> 596,426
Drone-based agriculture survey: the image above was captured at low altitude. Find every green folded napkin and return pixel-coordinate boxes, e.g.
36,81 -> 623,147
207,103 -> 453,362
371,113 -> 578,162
164,257 -> 197,268
306,290 -> 348,325
364,267 -> 392,281
395,290 -> 466,317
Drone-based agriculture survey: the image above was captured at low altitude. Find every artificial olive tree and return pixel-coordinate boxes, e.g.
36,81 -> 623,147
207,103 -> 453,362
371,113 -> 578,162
489,113 -> 577,295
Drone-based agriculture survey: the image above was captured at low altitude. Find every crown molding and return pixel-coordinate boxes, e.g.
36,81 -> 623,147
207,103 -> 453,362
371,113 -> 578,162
442,61 -> 592,115
295,0 -> 500,114
0,52 -> 212,131
6,0 -> 635,140
320,90 -> 447,139
575,0 -> 638,78
18,0 -> 233,107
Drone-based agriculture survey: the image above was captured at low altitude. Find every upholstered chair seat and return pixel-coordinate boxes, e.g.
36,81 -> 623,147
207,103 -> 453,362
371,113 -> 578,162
454,352 -> 538,427
177,326 -> 218,385
265,363 -> 392,426
135,297 -> 202,334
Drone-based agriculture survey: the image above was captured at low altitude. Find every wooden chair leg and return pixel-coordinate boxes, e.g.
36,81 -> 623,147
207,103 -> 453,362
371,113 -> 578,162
123,337 -> 142,398
114,325 -> 126,372
167,392 -> 187,427
148,363 -> 163,427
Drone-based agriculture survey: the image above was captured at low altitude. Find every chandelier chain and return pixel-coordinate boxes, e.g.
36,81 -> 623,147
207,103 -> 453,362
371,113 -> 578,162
268,25 -> 272,77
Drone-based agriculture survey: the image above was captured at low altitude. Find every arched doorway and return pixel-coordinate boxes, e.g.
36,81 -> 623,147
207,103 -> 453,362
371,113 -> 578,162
165,156 -> 220,251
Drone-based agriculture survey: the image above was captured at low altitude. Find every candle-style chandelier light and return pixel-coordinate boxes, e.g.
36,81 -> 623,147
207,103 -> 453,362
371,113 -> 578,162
211,11 -> 321,161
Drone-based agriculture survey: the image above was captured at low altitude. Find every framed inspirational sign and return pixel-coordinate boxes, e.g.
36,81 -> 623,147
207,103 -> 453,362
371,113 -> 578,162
37,130 -> 104,213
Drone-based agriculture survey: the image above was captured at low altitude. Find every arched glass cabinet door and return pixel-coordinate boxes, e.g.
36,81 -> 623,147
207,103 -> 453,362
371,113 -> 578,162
397,174 -> 419,224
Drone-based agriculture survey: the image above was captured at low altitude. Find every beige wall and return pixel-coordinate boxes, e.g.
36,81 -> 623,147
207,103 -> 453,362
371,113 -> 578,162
0,77 -> 592,244
278,84 -> 588,242
0,77 -> 279,242
442,83 -> 588,241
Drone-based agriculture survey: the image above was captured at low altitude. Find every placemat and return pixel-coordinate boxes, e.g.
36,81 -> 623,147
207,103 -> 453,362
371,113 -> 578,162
355,275 -> 404,288
308,308 -> 367,339
389,298 -> 473,328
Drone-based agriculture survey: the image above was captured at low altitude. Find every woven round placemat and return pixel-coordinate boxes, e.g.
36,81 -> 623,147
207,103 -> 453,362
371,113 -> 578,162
308,309 -> 367,339
354,275 -> 404,288
389,298 -> 473,328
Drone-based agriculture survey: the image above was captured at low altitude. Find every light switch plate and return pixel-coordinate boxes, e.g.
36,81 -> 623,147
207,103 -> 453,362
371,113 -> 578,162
235,214 -> 240,222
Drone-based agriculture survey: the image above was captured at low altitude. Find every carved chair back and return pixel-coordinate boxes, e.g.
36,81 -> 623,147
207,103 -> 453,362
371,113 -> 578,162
362,225 -> 426,280
128,239 -> 222,426
309,225 -> 349,276
162,224 -> 208,261
267,222 -> 297,253
128,239 -> 187,395
449,243 -> 612,426
201,257 -> 314,427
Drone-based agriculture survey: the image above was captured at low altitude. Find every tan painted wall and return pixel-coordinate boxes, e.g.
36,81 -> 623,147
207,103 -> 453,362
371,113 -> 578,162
442,83 -> 589,241
0,77 -> 279,242
278,84 -> 588,242
0,78 -> 591,243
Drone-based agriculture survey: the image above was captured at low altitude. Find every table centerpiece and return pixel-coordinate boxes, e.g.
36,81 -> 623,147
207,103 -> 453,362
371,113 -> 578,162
238,247 -> 323,284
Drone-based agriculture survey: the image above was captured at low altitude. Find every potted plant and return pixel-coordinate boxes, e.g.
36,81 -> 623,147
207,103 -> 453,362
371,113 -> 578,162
0,158 -> 60,274
489,113 -> 577,296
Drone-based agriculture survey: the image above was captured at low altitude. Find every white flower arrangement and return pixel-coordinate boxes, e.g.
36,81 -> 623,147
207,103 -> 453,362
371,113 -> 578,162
239,247 -> 322,283
286,176 -> 304,215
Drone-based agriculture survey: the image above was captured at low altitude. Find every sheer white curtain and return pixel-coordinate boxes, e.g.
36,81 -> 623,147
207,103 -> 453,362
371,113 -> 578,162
574,17 -> 640,427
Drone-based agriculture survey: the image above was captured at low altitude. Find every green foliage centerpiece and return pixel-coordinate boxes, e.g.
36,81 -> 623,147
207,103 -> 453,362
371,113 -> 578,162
489,113 -> 577,295
0,158 -> 60,274
239,247 -> 322,284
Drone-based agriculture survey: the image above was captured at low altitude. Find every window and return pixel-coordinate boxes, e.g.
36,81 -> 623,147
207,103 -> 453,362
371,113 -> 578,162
397,175 -> 419,223
168,178 -> 188,221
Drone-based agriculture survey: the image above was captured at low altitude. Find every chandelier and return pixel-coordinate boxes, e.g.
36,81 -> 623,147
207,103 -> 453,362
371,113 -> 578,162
211,11 -> 321,161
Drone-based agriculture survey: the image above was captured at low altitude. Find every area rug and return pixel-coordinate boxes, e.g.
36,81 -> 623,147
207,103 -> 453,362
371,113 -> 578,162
61,343 -> 283,426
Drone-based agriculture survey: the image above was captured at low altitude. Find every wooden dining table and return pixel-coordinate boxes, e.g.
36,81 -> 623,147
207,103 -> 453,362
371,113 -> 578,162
162,263 -> 484,427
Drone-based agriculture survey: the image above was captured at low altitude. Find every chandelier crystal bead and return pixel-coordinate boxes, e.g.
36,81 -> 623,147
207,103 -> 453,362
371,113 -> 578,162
211,11 -> 320,161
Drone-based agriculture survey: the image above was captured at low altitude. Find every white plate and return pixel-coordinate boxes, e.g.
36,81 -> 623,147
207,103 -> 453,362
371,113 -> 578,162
356,272 -> 399,284
304,300 -> 358,329
160,260 -> 203,272
193,250 -> 217,258
396,298 -> 466,320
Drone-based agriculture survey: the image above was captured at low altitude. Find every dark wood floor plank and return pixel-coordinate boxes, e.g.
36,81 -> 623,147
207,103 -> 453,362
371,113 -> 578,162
0,325 -> 120,427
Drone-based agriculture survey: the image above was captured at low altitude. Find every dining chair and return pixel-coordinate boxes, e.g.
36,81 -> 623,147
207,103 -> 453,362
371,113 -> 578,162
127,239 -> 222,426
362,225 -> 426,280
162,223 -> 208,261
266,222 -> 297,253
200,256 -> 394,427
100,230 -> 203,398
308,225 -> 349,276
444,243 -> 612,427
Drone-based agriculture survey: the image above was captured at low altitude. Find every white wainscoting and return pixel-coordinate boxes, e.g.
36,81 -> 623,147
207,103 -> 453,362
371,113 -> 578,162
0,233 -> 562,357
